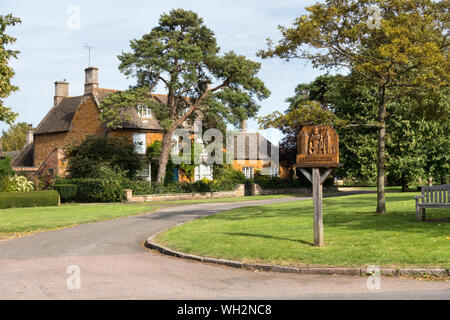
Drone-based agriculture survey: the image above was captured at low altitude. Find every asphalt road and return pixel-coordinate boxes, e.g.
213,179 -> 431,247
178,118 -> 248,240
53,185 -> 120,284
0,197 -> 449,300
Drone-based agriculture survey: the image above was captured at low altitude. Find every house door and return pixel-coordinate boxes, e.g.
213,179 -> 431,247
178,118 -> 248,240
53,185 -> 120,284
173,168 -> 179,183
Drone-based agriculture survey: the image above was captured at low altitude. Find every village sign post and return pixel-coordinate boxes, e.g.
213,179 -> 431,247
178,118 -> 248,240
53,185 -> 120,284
294,125 -> 342,247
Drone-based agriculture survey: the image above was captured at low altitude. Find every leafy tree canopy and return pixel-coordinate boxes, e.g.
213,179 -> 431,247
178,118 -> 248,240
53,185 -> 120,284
0,122 -> 27,152
100,9 -> 270,182
0,14 -> 21,126
258,0 -> 449,213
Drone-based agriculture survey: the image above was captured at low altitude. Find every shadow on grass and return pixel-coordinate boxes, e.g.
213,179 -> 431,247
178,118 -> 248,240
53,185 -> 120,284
204,194 -> 449,237
219,232 -> 314,246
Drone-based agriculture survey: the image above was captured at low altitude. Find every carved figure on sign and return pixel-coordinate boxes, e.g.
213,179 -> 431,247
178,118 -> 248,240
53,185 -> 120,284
308,126 -> 322,154
296,125 -> 339,167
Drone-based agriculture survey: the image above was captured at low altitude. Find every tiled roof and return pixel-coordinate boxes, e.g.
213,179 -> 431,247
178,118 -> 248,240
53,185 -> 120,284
34,88 -> 195,136
11,143 -> 34,167
34,96 -> 83,135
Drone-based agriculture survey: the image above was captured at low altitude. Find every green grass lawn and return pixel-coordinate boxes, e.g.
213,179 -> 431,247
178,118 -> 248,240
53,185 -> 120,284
0,203 -> 162,240
157,192 -> 450,269
340,186 -> 408,192
0,195 -> 296,240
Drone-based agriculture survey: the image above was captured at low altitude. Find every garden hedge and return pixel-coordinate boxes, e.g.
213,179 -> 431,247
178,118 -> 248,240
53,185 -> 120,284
55,178 -> 123,202
53,184 -> 78,201
0,190 -> 60,209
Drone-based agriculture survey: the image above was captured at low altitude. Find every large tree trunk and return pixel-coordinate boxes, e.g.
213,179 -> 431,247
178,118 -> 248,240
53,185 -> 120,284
156,131 -> 173,183
0,140 -> 3,157
401,176 -> 408,192
376,85 -> 387,214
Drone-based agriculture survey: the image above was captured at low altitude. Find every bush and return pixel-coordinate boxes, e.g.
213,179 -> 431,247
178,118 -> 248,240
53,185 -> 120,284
74,179 -> 123,203
213,165 -> 246,184
66,135 -> 144,179
0,156 -> 14,191
122,180 -> 183,195
123,178 -> 241,196
0,190 -> 60,209
54,178 -> 123,203
3,175 -> 35,192
253,173 -> 334,190
253,176 -> 304,189
53,184 -> 77,201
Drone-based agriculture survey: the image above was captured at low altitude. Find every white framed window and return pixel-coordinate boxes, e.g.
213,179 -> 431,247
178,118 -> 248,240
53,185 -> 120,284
133,133 -> 146,154
137,105 -> 152,118
243,167 -> 254,179
136,164 -> 151,183
269,165 -> 279,178
194,164 -> 213,181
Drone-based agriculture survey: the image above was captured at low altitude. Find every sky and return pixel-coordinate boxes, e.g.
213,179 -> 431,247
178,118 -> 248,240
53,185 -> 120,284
1,0 -> 325,145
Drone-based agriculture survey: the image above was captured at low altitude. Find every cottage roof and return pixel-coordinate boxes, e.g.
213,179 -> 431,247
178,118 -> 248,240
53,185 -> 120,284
11,143 -> 34,167
33,88 -> 175,136
34,96 -> 83,135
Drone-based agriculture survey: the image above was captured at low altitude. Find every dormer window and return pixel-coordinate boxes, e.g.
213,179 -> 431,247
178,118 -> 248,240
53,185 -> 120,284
137,105 -> 152,118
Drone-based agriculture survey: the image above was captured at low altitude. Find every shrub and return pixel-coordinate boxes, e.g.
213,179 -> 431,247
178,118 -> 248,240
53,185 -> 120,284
38,169 -> 55,190
66,135 -> 144,179
0,156 -> 13,178
0,156 -> 14,191
122,179 -> 183,195
213,165 -> 246,184
54,178 -> 123,202
3,175 -> 35,192
74,179 -> 123,203
53,184 -> 77,201
253,174 -> 334,190
123,178 -> 240,196
0,190 -> 60,209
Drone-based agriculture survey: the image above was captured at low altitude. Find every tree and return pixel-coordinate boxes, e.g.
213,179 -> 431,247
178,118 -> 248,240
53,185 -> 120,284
101,9 -> 269,183
0,122 -> 27,152
98,88 -> 149,135
259,0 -> 449,213
0,14 -> 21,156
259,75 -> 340,170
386,89 -> 450,189
261,72 -> 449,191
66,135 -> 144,179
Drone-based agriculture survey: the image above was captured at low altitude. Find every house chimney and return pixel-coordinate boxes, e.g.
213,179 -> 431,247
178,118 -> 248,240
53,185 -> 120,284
26,124 -> 34,145
54,81 -> 69,105
84,66 -> 99,94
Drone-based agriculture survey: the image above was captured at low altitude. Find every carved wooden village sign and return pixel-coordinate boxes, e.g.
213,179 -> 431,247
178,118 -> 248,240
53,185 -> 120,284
296,125 -> 339,167
294,125 -> 341,247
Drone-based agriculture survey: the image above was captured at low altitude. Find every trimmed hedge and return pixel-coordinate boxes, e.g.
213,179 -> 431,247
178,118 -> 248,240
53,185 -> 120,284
0,190 -> 60,209
122,179 -> 242,196
53,184 -> 78,202
54,178 -> 123,203
253,175 -> 334,190
75,179 -> 123,202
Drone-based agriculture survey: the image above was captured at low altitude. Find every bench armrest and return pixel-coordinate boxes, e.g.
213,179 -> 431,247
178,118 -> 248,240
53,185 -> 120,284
414,195 -> 424,200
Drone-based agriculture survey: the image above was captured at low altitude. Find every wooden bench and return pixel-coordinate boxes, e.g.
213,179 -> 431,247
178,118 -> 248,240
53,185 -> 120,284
414,184 -> 450,221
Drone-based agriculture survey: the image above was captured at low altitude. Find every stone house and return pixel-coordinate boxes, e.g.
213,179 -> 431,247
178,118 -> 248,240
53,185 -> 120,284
12,67 -> 283,181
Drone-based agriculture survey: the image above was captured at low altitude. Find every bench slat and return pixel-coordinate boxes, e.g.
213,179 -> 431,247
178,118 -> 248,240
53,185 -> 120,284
421,185 -> 450,204
417,204 -> 450,209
